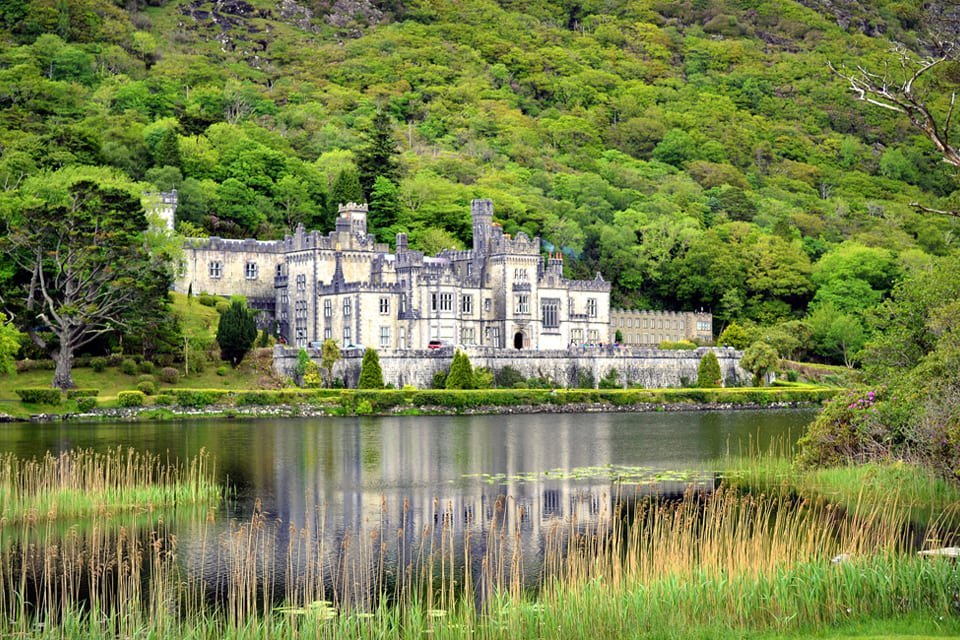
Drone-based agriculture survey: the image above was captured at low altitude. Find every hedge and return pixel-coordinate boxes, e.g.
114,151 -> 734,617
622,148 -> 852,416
15,388 -> 62,405
66,388 -> 99,399
76,397 -> 97,411
173,389 -> 230,408
117,391 -> 145,407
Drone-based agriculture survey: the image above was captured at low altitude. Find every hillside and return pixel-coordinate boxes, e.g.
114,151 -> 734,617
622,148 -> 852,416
0,0 -> 958,365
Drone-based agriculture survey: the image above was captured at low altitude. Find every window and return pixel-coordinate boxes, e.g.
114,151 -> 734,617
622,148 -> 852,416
643,319 -> 648,329
400,294 -> 407,314
343,326 -> 351,345
295,326 -> 307,347
209,261 -> 222,278
399,327 -> 406,349
514,268 -> 527,281
698,321 -> 711,332
294,300 -> 308,319
515,294 -> 529,314
276,264 -> 283,277
380,326 -> 390,348
244,262 -> 258,280
627,318 -> 633,328
571,329 -> 583,343
343,298 -> 352,317
324,327 -> 332,340
541,298 -> 559,329
461,295 -> 473,315
484,298 -> 491,313
587,298 -> 597,317
379,297 -> 390,315
323,300 -> 332,318
432,292 -> 452,313
466,263 -> 473,276
461,327 -> 475,345
296,274 -> 306,291
589,329 -> 599,342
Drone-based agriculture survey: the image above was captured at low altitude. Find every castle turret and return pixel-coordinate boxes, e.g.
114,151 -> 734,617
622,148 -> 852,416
144,190 -> 177,231
547,252 -> 563,276
337,202 -> 368,236
471,199 -> 493,254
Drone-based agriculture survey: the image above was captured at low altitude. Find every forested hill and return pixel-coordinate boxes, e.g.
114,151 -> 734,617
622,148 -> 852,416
1,0 -> 959,362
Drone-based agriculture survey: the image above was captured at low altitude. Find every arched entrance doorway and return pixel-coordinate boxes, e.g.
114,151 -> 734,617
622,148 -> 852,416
513,332 -> 524,349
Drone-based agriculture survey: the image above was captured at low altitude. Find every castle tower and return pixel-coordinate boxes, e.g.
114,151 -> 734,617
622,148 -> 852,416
144,190 -> 178,231
471,199 -> 493,254
337,202 -> 369,236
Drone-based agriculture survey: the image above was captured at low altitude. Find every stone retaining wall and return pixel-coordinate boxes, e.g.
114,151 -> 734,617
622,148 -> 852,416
274,346 -> 748,389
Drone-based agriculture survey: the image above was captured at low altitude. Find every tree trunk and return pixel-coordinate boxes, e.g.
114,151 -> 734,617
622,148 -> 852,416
52,347 -> 75,390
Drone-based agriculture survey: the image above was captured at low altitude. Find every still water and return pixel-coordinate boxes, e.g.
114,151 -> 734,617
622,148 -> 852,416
0,410 -> 817,607
0,410 -> 814,528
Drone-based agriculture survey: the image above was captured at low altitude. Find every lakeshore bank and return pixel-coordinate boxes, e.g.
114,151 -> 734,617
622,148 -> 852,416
4,386 -> 837,423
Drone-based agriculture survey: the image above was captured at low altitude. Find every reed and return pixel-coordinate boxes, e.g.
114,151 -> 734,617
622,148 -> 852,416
0,467 -> 957,638
0,448 -> 220,522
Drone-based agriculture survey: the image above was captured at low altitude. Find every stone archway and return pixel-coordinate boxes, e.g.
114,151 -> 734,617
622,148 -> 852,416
514,332 -> 524,349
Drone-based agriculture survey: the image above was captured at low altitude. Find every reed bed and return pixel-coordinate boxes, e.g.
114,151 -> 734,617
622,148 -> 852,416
1,474 -> 958,639
0,448 -> 220,522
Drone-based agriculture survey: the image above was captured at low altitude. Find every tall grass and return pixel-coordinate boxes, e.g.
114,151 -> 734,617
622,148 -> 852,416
1,477 -> 958,639
0,448 -> 219,522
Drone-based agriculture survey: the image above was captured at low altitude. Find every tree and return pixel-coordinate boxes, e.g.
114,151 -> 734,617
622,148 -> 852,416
329,167 -> 363,210
368,176 -> 402,243
446,349 -> 474,389
321,338 -> 342,388
358,347 -> 384,389
831,46 -> 960,215
697,350 -> 722,388
3,177 -> 167,389
0,312 -> 21,375
741,341 -> 779,387
356,110 -> 400,199
216,299 -> 258,366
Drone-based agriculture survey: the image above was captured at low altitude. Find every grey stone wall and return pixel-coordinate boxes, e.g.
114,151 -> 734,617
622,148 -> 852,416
274,346 -> 748,389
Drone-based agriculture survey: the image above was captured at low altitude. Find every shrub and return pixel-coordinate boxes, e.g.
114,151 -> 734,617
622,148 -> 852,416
137,381 -> 156,396
697,351 -> 722,388
174,389 -> 228,408
138,361 -> 155,374
76,396 -> 97,411
358,348 -> 385,389
90,357 -> 108,373
117,391 -> 145,407
215,300 -> 230,314
432,369 -> 448,389
198,293 -> 218,307
154,394 -> 174,406
659,339 -> 698,350
15,388 -> 62,404
159,367 -> 179,384
216,365 -> 228,376
446,350 -> 474,389
14,359 -> 55,372
106,352 -> 123,367
66,388 -> 99,399
495,366 -> 525,388
120,358 -> 137,375
137,374 -> 155,384
599,368 -> 620,389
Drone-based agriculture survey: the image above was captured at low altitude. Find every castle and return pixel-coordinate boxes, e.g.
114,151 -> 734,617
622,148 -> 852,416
176,199 -> 612,351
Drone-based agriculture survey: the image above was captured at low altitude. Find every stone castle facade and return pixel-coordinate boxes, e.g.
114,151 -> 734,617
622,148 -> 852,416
609,309 -> 713,346
176,199 -> 612,351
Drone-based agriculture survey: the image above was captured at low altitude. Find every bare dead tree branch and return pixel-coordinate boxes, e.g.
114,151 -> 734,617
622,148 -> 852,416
831,44 -> 960,218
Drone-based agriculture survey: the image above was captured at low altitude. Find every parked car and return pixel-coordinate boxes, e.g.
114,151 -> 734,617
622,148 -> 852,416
427,339 -> 449,350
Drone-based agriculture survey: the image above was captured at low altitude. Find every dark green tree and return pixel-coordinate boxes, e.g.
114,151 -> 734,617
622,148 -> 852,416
356,110 -> 400,199
446,349 -> 474,389
368,176 -> 402,243
358,347 -> 384,388
697,350 -> 722,388
328,167 -> 364,217
216,300 -> 258,366
152,128 -> 181,169
3,177 -> 168,389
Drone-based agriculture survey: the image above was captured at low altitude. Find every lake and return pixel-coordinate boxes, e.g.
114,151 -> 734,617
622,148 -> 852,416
0,409 -> 817,607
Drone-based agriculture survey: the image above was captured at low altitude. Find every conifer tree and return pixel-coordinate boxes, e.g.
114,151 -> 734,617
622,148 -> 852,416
368,176 -> 402,242
328,167 -> 364,220
216,300 -> 258,366
356,110 -> 400,199
446,350 -> 474,389
358,347 -> 384,389
697,350 -> 722,388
